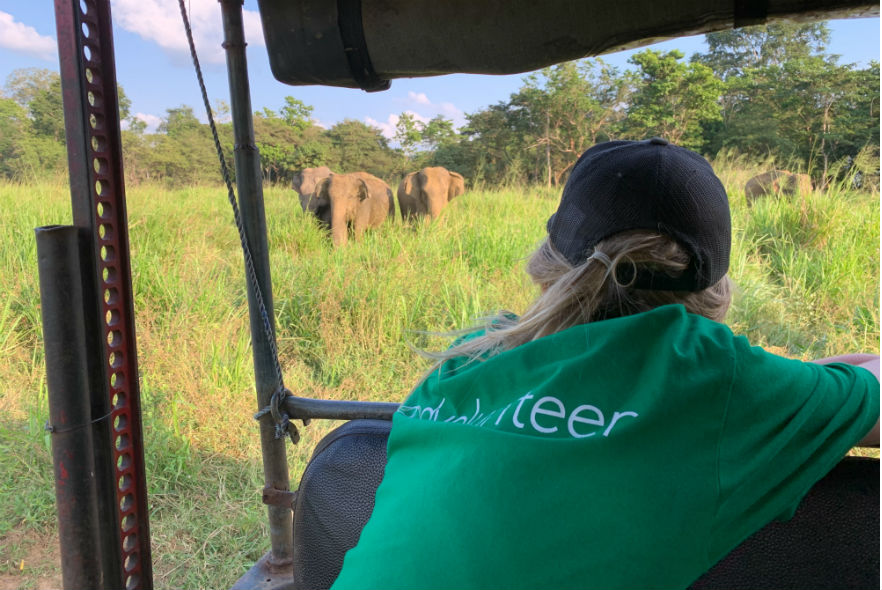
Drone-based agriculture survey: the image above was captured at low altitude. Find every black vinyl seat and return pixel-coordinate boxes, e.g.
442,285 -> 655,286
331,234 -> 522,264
292,420 -> 393,590
291,419 -> 880,590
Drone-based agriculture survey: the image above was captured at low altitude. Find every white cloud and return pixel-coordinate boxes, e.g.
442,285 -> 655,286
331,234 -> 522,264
0,11 -> 57,61
377,92 -> 468,140
133,112 -> 162,133
365,115 -> 397,140
439,102 -> 465,125
110,0 -> 264,65
366,110 -> 431,140
402,91 -> 465,127
407,91 -> 430,105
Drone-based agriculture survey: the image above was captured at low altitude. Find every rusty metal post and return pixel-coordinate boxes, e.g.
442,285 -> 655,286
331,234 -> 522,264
36,225 -> 104,590
219,0 -> 293,571
53,1 -> 152,588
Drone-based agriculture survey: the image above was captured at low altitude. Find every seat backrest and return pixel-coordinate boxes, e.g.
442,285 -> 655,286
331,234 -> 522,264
689,456 -> 879,590
291,419 -> 880,590
291,419 -> 392,590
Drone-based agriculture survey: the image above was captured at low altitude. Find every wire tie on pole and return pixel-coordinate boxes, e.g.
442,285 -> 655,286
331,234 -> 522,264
45,409 -> 113,434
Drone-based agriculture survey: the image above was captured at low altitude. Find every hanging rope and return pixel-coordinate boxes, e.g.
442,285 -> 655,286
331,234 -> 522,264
177,0 -> 303,443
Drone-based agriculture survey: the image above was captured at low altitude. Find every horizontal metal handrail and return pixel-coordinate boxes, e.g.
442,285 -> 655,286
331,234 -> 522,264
284,396 -> 400,421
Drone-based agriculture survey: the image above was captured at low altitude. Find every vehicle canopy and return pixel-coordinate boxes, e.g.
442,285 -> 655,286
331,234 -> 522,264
255,0 -> 878,90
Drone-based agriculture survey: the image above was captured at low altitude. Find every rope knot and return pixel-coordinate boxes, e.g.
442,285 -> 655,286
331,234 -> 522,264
254,386 -> 306,445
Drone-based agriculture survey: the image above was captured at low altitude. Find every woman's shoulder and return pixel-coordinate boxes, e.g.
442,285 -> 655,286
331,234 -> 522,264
554,303 -> 738,347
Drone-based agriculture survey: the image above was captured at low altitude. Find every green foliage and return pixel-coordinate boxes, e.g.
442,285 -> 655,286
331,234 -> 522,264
521,60 -> 633,184
116,84 -> 133,123
253,106 -> 330,185
422,115 -> 456,150
0,98 -> 30,178
279,96 -> 313,131
445,59 -> 634,186
395,113 -> 457,164
158,105 -> 202,137
3,67 -> 57,108
128,106 -> 224,186
624,50 -> 723,149
456,102 -> 526,185
445,22 -> 876,186
2,69 -> 67,178
695,22 -> 831,80
9,135 -> 68,182
0,23 -> 877,193
1,68 -> 137,183
696,23 -> 878,181
393,112 -> 424,159
326,118 -> 405,178
27,76 -> 65,142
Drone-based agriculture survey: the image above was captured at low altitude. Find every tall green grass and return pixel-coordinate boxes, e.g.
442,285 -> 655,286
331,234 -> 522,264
0,177 -> 877,588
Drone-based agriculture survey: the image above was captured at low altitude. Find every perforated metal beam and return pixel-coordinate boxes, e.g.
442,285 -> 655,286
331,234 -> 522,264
54,1 -> 153,588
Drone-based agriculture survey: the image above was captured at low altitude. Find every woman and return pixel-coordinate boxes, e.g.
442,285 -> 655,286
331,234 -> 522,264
331,138 -> 879,590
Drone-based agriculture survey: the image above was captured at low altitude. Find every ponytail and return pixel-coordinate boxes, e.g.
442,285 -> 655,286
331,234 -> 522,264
423,231 -> 732,366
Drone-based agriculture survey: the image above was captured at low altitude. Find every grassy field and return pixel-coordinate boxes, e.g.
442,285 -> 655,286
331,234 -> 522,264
0,168 -> 878,589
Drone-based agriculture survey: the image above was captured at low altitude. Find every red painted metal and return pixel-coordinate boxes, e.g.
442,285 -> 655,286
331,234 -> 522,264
54,1 -> 153,588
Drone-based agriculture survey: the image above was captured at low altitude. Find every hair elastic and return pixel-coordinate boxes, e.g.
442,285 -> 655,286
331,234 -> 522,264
586,251 -> 613,268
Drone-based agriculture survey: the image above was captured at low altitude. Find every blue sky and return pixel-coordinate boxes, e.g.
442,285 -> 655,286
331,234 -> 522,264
1,2 -> 879,137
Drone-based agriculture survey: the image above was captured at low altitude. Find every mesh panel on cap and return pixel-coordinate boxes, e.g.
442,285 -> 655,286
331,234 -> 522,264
547,139 -> 731,291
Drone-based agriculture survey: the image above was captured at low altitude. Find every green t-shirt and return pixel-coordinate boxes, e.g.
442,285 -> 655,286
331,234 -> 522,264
332,305 -> 879,590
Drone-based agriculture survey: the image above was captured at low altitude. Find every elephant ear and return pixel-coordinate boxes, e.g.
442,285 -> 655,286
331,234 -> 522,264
448,171 -> 465,200
316,176 -> 331,197
308,176 -> 331,209
356,178 -> 369,201
292,173 -> 302,192
402,173 -> 414,195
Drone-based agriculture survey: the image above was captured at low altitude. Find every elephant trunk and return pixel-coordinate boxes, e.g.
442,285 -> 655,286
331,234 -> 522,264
330,198 -> 349,246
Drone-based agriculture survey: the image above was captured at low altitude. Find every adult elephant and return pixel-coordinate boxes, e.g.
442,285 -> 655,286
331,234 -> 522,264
398,166 -> 466,220
744,170 -> 812,206
293,166 -> 333,212
312,172 -> 393,246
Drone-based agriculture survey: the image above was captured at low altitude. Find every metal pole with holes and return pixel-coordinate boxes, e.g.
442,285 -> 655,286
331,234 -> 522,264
219,0 -> 294,573
52,1 -> 153,588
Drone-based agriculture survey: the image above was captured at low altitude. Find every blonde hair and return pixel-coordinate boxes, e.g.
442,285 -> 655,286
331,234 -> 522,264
427,231 -> 732,365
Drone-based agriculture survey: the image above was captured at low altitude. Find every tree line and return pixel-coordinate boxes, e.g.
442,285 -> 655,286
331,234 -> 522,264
1,22 -> 878,190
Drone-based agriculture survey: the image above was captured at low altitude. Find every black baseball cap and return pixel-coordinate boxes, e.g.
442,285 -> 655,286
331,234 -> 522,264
546,137 -> 731,291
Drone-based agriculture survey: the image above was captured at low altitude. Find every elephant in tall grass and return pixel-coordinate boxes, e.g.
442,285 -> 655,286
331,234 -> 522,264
744,170 -> 813,206
294,166 -> 333,219
312,172 -> 393,246
397,166 -> 466,220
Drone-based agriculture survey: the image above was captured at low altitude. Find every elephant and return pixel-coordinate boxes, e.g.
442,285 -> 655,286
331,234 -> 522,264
744,170 -> 813,206
397,166 -> 466,221
293,166 -> 333,213
312,172 -> 393,246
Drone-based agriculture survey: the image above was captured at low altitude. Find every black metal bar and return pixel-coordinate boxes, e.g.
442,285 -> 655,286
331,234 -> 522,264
36,225 -> 104,590
53,1 -> 152,588
284,398 -> 400,422
219,0 -> 293,569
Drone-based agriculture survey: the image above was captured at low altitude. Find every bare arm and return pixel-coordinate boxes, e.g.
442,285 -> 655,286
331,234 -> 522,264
812,354 -> 880,448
